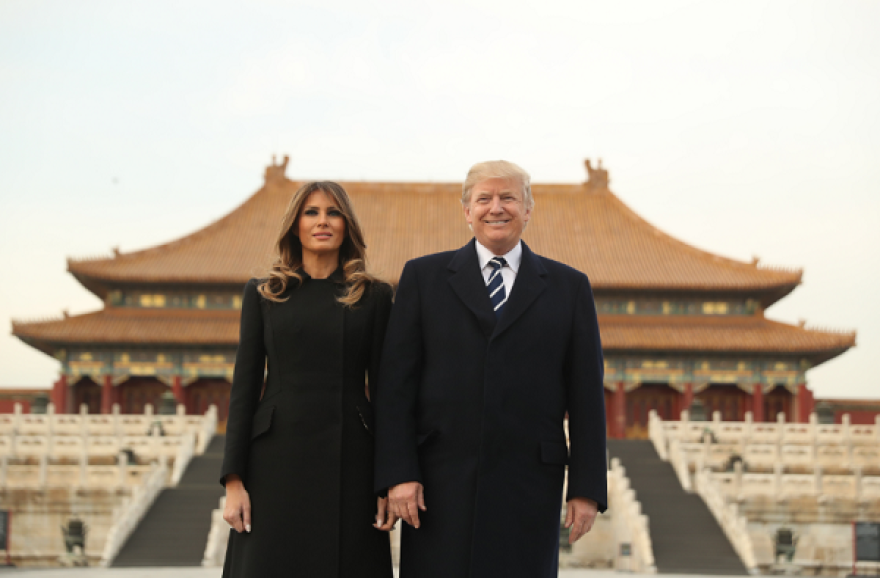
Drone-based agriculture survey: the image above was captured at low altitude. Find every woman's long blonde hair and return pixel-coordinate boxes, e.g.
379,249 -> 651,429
258,181 -> 378,306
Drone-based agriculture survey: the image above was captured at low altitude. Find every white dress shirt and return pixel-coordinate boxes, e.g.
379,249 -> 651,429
475,240 -> 522,297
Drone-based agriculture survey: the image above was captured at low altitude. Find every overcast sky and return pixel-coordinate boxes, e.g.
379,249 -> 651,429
1,0 -> 877,399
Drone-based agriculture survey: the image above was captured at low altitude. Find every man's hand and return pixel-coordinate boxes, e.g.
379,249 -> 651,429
564,497 -> 598,544
223,474 -> 252,533
374,496 -> 398,531
388,481 -> 426,528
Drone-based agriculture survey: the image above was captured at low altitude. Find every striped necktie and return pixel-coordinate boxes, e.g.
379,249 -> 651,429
486,256 -> 508,318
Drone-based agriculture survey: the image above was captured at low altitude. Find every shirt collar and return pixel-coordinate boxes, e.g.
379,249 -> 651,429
474,239 -> 522,274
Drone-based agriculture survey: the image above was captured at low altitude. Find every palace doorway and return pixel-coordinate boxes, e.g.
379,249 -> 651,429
625,383 -> 678,438
185,378 -> 231,424
117,377 -> 169,414
763,385 -> 794,422
696,384 -> 750,422
71,377 -> 101,414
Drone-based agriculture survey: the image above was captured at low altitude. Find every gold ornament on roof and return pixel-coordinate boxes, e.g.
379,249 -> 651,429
585,158 -> 609,189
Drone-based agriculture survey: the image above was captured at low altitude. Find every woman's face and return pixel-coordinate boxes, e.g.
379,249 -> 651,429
296,191 -> 347,258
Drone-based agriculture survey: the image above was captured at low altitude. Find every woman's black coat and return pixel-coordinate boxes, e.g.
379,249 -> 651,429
221,273 -> 393,578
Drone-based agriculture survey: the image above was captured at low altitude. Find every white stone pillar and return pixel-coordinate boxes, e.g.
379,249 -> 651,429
79,451 -> 88,487
117,451 -> 127,487
38,454 -> 48,487
734,460 -> 743,498
774,460 -> 783,499
854,466 -> 863,503
112,403 -> 121,437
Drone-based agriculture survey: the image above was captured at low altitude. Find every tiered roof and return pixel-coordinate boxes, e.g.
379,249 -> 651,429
13,309 -> 855,365
67,162 -> 802,300
14,159 -> 854,364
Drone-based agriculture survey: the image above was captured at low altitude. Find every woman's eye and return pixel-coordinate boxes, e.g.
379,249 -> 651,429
304,209 -> 317,216
328,210 -> 342,216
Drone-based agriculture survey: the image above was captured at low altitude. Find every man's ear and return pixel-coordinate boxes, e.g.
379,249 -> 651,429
463,203 -> 473,227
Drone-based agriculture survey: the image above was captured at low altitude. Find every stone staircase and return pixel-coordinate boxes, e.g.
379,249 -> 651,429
112,435 -> 225,567
607,439 -> 748,575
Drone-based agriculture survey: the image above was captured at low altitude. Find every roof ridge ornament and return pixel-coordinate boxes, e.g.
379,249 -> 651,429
264,154 -> 290,184
584,158 -> 609,190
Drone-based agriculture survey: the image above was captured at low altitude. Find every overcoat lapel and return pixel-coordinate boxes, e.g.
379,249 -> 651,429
447,239 -> 496,339
492,241 -> 547,339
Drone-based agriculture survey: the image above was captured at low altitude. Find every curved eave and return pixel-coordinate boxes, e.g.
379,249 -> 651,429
66,178 -> 279,295
11,308 -> 240,354
597,314 -> 856,367
68,269 -> 252,300
591,280 -> 801,308
68,270 -> 111,300
13,334 -> 56,357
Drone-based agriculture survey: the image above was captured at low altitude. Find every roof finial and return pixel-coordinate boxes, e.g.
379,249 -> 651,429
584,158 -> 609,189
265,154 -> 290,184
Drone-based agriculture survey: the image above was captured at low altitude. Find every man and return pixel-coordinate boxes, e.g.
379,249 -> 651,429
375,160 -> 607,578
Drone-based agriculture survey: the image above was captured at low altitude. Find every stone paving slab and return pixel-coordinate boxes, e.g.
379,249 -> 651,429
0,569 -> 749,578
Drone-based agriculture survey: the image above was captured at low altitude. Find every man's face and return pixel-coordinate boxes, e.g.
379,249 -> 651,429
464,177 -> 532,255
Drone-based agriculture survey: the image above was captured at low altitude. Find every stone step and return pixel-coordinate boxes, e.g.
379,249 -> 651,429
112,436 -> 226,567
607,439 -> 748,575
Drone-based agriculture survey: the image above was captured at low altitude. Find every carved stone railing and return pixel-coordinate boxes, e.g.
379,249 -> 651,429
170,432 -> 196,486
203,496 -> 228,567
0,454 -> 156,489
703,464 -> 880,504
653,411 -> 879,448
648,410 -> 668,460
194,404 -> 218,454
99,459 -> 168,567
667,439 -> 693,492
1,402 -> 217,455
694,466 -> 758,574
608,458 -> 656,573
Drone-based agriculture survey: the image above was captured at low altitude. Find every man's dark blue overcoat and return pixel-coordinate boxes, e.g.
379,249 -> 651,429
375,239 -> 607,578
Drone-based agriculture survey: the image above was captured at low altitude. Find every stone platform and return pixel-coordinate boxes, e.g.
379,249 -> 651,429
0,568 -> 749,578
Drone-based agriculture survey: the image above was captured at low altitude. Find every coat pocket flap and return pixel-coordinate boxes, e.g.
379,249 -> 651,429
250,404 -> 275,440
540,441 -> 569,465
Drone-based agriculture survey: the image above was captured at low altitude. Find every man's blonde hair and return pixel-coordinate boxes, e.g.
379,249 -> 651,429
461,160 -> 533,209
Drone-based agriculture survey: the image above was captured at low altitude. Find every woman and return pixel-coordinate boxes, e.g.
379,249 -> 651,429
220,181 -> 395,578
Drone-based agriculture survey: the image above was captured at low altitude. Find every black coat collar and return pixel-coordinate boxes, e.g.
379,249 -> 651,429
299,265 -> 345,284
447,239 -> 547,340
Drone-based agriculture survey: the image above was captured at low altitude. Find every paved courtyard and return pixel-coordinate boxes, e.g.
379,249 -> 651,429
0,569 -> 749,578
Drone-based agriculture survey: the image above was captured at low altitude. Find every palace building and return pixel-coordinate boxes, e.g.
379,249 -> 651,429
11,157 -> 857,436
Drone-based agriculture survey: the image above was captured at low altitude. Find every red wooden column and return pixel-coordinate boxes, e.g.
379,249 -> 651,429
752,383 -> 764,423
172,375 -> 184,405
101,374 -> 114,414
52,374 -> 68,413
796,383 -> 813,423
681,382 -> 694,416
613,382 -> 626,439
